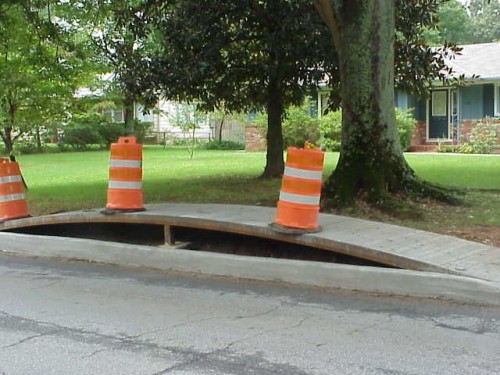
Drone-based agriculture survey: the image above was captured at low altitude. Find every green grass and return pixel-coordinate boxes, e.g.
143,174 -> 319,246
405,153 -> 500,190
15,147 -> 499,216
15,147 -> 341,215
12,148 -> 500,246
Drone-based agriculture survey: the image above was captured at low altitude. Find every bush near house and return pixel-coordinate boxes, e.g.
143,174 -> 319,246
281,101 -> 320,148
60,114 -> 108,150
252,102 -> 416,152
203,140 -> 245,150
58,114 -> 154,151
396,108 -> 416,151
251,99 -> 321,149
460,118 -> 499,154
318,110 -> 342,151
134,119 -> 154,144
319,107 -> 415,152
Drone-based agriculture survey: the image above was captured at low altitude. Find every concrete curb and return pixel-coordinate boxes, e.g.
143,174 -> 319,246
2,232 -> 500,306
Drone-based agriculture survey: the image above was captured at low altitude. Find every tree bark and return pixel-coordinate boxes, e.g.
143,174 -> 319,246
218,117 -> 224,142
317,0 -> 456,206
260,75 -> 285,178
123,94 -> 135,137
1,127 -> 14,156
1,96 -> 16,155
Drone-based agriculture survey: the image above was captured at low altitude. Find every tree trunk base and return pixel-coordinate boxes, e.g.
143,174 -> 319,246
322,162 -> 463,210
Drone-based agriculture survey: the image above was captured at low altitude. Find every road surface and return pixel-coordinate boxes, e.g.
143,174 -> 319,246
0,253 -> 499,375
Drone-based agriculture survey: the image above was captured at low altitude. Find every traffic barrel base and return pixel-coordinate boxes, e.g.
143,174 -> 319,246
0,158 -> 30,223
272,147 -> 325,233
271,200 -> 323,234
101,136 -> 145,215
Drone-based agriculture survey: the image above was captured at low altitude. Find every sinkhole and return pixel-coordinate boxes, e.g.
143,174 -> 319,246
5,222 -> 396,269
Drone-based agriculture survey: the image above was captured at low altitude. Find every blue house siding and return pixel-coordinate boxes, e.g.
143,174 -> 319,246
394,90 -> 426,121
459,84 -> 495,120
460,85 -> 484,120
394,90 -> 409,110
406,95 -> 426,122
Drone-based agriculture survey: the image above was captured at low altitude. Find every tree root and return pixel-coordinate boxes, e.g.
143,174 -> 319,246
322,174 -> 464,212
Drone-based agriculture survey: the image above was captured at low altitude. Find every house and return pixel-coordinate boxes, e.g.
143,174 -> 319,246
397,42 -> 500,150
313,42 -> 500,151
76,74 -> 214,144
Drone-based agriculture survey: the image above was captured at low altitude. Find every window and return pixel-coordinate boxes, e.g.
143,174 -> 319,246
102,108 -> 124,122
495,84 -> 500,117
432,91 -> 447,117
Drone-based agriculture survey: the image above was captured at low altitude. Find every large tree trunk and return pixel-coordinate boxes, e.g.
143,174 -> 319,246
315,0 -> 455,206
1,96 -> 16,155
0,127 -> 14,156
123,95 -> 135,137
260,75 -> 285,179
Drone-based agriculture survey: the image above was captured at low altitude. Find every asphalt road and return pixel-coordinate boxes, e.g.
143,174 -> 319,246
0,253 -> 499,375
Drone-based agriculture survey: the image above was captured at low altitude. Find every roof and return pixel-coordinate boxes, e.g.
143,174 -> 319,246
447,42 -> 500,80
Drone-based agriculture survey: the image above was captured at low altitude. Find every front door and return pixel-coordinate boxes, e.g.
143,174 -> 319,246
428,89 -> 450,140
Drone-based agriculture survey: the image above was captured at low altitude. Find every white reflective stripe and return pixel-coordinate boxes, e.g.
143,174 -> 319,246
284,166 -> 322,180
108,181 -> 142,190
0,193 -> 25,203
109,159 -> 142,168
279,191 -> 320,206
0,175 -> 22,184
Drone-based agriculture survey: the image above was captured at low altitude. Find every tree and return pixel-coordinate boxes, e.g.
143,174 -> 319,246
313,0 -> 460,206
169,103 -> 207,159
468,0 -> 500,43
422,0 -> 471,45
137,0 -> 336,178
0,0 -> 101,155
80,0 -> 160,136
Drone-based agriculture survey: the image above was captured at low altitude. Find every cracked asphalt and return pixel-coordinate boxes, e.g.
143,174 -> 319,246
0,253 -> 499,375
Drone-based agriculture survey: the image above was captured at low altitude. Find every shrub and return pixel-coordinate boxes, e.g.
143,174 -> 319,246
61,124 -> 102,150
203,140 -> 245,150
396,108 -> 416,151
251,100 -> 416,152
60,113 -> 108,150
96,121 -> 124,148
251,99 -> 320,149
436,138 -> 457,153
318,110 -> 342,151
460,119 -> 498,154
281,100 -> 320,148
133,120 -> 154,144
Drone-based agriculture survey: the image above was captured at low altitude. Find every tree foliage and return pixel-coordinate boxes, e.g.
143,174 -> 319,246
133,0 -> 337,177
468,0 -> 500,43
79,0 -> 159,135
422,0 -> 500,45
0,0 -> 101,155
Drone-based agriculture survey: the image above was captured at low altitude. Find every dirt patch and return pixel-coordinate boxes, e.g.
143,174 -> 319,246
325,191 -> 500,249
445,227 -> 500,248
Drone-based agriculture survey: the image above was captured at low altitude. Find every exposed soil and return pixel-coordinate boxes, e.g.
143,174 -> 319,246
444,227 -> 500,248
325,191 -> 500,249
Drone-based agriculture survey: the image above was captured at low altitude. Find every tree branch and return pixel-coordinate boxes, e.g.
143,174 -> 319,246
312,0 -> 341,53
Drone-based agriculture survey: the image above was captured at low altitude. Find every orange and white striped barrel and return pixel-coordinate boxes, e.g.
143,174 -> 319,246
104,137 -> 144,212
0,158 -> 29,222
274,147 -> 324,230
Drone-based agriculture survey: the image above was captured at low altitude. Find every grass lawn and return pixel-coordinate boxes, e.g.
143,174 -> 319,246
14,147 -> 500,246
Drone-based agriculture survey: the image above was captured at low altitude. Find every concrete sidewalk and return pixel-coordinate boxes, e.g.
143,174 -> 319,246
1,203 -> 499,306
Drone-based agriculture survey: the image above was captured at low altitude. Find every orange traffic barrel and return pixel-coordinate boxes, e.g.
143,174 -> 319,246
0,158 -> 30,222
102,137 -> 145,214
273,147 -> 324,232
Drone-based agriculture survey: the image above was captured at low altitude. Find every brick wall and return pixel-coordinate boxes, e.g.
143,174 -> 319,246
410,118 -> 500,148
410,120 -> 427,147
245,125 -> 266,152
460,120 -> 474,142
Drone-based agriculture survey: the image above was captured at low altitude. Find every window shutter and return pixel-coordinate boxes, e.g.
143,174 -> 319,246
483,84 -> 494,117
